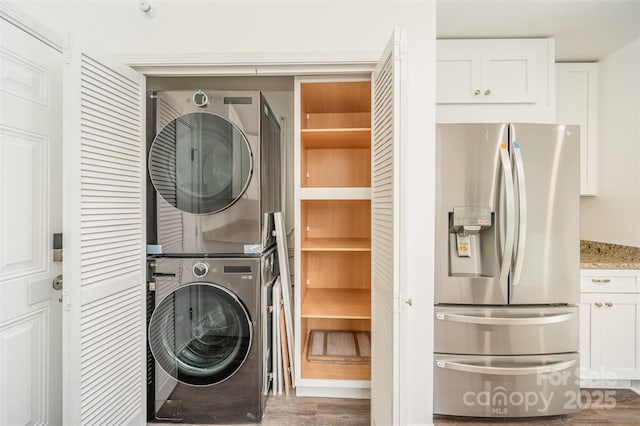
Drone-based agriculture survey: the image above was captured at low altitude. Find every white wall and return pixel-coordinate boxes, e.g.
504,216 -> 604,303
14,1 -> 437,423
581,38 -> 640,247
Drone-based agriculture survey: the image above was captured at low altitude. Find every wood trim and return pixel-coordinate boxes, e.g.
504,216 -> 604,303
0,1 -> 63,52
121,52 -> 379,76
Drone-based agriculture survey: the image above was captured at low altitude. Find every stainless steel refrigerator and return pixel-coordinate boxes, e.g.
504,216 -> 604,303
434,123 -> 580,417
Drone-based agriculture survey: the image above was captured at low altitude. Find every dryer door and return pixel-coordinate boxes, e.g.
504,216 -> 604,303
149,112 -> 253,215
149,283 -> 252,386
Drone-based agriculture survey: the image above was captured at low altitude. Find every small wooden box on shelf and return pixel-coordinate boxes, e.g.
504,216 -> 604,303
296,80 -> 372,385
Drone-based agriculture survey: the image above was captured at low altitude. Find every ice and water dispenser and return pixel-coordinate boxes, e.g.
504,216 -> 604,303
448,206 -> 497,277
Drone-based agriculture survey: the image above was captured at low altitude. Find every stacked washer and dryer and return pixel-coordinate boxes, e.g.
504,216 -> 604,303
145,90 -> 281,423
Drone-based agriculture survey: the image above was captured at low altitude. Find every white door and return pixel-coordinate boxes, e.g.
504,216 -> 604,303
371,28 -> 405,426
0,19 -> 63,426
62,36 -> 147,425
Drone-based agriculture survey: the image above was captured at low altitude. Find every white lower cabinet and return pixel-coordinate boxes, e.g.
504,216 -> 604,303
580,269 -> 640,386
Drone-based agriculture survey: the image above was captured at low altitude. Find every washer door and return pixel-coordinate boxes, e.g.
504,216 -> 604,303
149,283 -> 252,386
149,112 -> 253,215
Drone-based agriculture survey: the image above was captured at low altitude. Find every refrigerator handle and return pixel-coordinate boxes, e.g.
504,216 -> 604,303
511,140 -> 527,286
499,143 -> 515,288
436,359 -> 576,376
436,311 -> 575,326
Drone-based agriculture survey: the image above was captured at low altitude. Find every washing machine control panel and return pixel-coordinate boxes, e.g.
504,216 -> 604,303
193,262 -> 209,278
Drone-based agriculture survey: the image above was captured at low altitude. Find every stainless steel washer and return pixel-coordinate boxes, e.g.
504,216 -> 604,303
147,248 -> 277,423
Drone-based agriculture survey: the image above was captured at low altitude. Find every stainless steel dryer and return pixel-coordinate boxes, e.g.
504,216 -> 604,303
147,90 -> 281,255
146,249 -> 278,423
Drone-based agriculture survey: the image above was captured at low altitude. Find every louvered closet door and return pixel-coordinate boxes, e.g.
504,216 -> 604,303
371,29 -> 405,426
62,37 -> 146,426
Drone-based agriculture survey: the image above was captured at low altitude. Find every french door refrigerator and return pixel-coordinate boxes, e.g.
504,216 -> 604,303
434,123 -> 580,417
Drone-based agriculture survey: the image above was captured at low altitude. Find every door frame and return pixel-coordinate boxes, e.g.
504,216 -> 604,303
122,51 -> 379,77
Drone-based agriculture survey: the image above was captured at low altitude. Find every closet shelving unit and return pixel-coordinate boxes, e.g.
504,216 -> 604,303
295,78 -> 372,396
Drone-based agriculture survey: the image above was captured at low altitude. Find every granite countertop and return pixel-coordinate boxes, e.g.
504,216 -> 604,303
580,240 -> 640,269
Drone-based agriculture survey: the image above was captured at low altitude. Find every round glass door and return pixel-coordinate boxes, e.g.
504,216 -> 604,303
149,283 -> 252,386
148,112 -> 253,215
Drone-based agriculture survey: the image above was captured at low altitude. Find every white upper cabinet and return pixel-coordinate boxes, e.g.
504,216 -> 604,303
556,63 -> 599,196
437,42 -> 537,104
437,39 -> 555,123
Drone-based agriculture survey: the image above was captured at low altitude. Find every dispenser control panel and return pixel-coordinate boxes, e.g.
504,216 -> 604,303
452,206 -> 492,227
449,206 -> 492,235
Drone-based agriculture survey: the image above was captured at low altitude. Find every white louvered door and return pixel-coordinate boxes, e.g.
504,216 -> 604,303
371,29 -> 405,426
62,37 -> 146,425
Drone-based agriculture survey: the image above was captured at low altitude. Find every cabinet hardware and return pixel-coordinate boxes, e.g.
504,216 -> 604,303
484,89 -> 491,95
594,302 -> 603,308
592,278 -> 611,283
405,298 -> 413,306
605,302 -> 613,308
474,89 -> 481,95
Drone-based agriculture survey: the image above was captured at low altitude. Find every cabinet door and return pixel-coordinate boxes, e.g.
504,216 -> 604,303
594,297 -> 640,379
436,48 -> 482,103
556,63 -> 598,196
481,50 -> 538,103
587,293 -> 640,380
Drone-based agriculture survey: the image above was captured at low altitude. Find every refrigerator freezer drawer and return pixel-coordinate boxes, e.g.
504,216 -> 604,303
434,353 -> 580,417
434,306 -> 579,355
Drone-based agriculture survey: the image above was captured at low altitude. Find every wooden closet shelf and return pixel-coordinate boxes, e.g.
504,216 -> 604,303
301,238 -> 371,251
302,112 -> 371,130
301,129 -> 371,149
301,128 -> 371,133
301,288 -> 371,319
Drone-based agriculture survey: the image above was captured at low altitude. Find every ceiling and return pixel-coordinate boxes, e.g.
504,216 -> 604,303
437,0 -> 640,61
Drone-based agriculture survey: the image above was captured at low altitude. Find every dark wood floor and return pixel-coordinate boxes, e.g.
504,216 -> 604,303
433,389 -> 640,425
258,395 -> 370,426
152,388 -> 640,425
